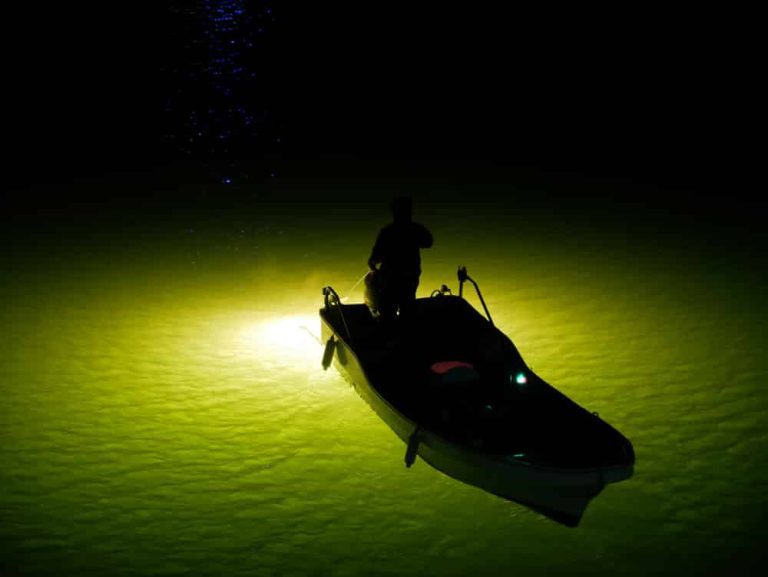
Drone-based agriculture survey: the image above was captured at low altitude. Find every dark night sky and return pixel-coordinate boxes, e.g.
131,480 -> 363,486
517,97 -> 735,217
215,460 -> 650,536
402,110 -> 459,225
272,4 -> 757,192
4,3 -> 759,198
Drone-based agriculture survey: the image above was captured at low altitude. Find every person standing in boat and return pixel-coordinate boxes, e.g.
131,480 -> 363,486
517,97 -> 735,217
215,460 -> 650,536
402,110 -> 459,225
366,196 -> 433,321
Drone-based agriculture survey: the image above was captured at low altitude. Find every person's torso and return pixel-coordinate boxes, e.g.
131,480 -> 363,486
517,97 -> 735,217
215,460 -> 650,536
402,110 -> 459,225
378,223 -> 425,274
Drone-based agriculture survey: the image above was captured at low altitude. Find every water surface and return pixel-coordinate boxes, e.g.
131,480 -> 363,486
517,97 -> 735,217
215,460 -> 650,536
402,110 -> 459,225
2,176 -> 766,576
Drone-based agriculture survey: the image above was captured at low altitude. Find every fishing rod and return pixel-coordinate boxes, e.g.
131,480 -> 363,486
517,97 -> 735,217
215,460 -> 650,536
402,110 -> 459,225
340,270 -> 369,302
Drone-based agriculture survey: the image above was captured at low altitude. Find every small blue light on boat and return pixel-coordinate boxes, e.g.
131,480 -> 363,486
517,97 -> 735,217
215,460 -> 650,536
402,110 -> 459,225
515,372 -> 527,385
222,177 -> 233,185
513,453 -> 526,459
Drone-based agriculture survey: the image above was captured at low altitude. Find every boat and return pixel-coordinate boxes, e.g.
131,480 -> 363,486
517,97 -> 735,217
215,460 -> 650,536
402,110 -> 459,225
319,266 -> 634,526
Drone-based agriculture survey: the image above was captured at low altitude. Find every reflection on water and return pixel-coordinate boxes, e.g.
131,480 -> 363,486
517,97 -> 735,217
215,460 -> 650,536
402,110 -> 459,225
1,178 -> 766,576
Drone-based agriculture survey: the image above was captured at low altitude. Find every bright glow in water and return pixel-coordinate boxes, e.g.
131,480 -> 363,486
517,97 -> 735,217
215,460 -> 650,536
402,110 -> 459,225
1,182 -> 765,576
238,314 -> 320,359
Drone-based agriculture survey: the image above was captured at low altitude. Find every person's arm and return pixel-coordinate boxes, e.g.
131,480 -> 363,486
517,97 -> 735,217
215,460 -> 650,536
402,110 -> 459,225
368,230 -> 384,269
416,224 -> 433,248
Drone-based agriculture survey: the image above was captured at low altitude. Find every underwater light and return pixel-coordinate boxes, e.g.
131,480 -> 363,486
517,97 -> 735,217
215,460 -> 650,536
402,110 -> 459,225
515,372 -> 528,385
238,314 -> 318,360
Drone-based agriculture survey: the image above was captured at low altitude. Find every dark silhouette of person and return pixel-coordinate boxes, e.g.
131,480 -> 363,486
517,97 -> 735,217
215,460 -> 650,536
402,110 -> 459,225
366,196 -> 433,321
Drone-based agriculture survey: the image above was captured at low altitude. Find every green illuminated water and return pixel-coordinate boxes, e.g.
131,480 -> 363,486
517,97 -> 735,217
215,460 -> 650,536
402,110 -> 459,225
1,177 -> 766,576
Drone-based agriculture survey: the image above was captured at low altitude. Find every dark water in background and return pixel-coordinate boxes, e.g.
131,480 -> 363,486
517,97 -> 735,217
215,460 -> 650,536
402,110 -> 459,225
1,170 -> 767,576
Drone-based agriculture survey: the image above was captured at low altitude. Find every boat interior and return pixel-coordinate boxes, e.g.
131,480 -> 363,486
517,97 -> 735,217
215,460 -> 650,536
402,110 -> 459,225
321,294 -> 634,469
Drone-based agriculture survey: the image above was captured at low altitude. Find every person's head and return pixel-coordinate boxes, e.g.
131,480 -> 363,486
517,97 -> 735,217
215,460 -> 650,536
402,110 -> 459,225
390,196 -> 413,223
